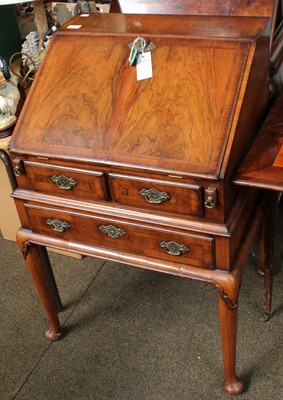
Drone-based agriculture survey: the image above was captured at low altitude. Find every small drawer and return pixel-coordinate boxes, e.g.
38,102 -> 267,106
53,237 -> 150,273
25,204 -> 215,269
24,161 -> 108,201
109,173 -> 203,217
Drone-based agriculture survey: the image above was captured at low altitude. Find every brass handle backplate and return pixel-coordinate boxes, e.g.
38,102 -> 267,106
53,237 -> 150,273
46,218 -> 70,232
51,174 -> 77,190
99,224 -> 126,239
139,188 -> 170,204
159,240 -> 189,256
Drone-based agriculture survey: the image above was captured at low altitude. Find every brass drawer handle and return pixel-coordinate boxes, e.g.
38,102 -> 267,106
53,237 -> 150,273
204,196 -> 215,208
159,241 -> 189,256
99,224 -> 126,239
14,166 -> 21,176
13,159 -> 25,177
139,188 -> 170,204
51,174 -> 77,190
46,218 -> 70,232
204,186 -> 217,209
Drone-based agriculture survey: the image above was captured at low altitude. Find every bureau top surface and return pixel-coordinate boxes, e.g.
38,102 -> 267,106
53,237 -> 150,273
10,13 -> 269,178
110,0 -> 276,16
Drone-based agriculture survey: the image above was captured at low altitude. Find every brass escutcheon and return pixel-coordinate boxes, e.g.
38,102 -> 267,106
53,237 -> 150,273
128,38 -> 156,52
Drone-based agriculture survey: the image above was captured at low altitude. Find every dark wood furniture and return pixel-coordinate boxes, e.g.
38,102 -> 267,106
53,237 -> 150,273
8,11 -> 276,395
234,90 -> 283,320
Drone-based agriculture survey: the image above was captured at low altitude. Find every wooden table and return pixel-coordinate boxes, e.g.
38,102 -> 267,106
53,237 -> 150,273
234,91 -> 283,320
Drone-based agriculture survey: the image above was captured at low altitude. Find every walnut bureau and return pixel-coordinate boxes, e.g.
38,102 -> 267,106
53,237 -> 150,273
9,13 -> 273,395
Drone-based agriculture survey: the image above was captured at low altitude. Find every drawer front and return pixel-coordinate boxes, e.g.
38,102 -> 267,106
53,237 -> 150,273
24,161 -> 108,201
109,173 -> 203,217
25,205 -> 214,269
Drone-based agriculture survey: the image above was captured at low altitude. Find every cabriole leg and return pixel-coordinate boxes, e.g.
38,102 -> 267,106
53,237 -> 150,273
17,233 -> 61,340
218,294 -> 243,395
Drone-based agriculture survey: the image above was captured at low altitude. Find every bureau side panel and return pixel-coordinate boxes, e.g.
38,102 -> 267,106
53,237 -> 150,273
221,31 -> 270,218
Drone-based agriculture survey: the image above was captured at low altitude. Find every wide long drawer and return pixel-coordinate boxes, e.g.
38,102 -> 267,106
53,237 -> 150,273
24,203 -> 215,269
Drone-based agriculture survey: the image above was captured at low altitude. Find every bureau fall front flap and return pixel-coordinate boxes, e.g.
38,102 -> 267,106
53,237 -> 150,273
9,13 -> 270,180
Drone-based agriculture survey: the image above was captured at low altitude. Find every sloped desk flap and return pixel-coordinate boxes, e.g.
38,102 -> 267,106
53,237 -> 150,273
10,14 -> 268,179
234,90 -> 283,191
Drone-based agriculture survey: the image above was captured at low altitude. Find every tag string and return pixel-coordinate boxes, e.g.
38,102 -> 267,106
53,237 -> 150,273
128,35 -> 147,65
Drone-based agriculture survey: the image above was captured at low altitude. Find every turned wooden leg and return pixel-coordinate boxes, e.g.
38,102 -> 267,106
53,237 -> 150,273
17,233 -> 62,340
38,246 -> 63,313
218,294 -> 243,395
258,191 -> 278,322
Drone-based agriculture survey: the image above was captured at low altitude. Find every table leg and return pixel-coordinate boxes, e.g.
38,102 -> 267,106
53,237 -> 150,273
17,230 -> 62,340
38,246 -> 63,313
258,191 -> 278,321
218,293 -> 243,395
0,150 -> 63,313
